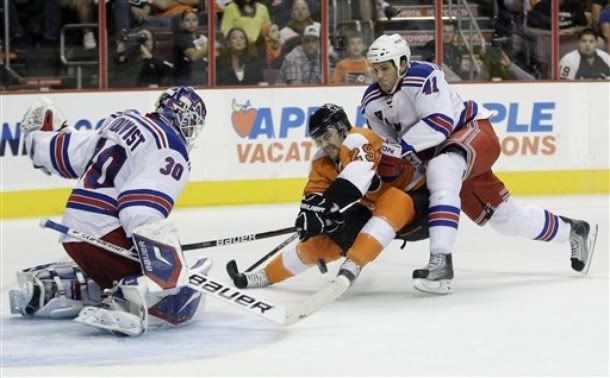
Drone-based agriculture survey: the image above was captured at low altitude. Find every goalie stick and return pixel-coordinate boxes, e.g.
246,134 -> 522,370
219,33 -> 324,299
39,219 -> 289,325
41,218 -> 295,252
40,219 -> 353,325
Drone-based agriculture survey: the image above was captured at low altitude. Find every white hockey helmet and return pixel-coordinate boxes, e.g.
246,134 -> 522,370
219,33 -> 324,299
367,33 -> 411,72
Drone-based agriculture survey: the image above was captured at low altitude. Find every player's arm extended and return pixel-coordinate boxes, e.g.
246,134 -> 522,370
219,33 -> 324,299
21,99 -> 102,178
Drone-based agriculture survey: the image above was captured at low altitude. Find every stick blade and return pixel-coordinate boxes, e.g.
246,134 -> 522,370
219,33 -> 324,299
284,275 -> 351,325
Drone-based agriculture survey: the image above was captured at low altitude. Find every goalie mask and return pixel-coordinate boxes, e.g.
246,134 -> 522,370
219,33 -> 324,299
155,86 -> 207,151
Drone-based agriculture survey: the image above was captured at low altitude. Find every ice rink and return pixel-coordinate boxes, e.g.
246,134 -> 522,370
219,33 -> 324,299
1,195 -> 608,376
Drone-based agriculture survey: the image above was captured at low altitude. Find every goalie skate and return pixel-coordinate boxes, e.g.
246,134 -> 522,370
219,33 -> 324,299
75,306 -> 145,337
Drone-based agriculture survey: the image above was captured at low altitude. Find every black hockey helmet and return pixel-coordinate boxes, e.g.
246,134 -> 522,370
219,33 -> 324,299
308,104 -> 351,138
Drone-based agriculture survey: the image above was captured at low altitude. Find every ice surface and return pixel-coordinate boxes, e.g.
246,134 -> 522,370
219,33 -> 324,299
1,195 -> 608,376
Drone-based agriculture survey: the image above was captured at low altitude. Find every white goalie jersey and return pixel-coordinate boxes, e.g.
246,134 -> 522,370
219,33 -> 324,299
361,61 -> 491,153
25,110 -> 191,241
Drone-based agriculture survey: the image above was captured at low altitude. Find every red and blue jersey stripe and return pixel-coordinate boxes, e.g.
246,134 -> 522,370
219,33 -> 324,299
66,188 -> 118,217
49,133 -> 78,178
457,100 -> 478,129
422,113 -> 454,139
429,205 -> 460,229
118,189 -> 174,217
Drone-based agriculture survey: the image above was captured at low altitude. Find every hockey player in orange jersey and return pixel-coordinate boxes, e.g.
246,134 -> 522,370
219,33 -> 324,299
227,103 -> 429,288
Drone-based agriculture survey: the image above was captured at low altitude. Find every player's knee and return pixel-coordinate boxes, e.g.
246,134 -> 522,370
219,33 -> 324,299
488,199 -> 522,236
297,236 -> 342,265
373,187 -> 415,231
426,152 -> 466,193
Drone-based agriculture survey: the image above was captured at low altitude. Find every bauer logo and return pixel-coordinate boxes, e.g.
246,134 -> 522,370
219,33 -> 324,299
230,99 -> 366,164
189,273 -> 274,314
482,101 -> 557,157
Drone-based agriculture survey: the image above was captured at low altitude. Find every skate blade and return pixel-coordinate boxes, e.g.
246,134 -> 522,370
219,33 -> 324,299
580,224 -> 598,277
75,308 -> 144,337
413,278 -> 452,295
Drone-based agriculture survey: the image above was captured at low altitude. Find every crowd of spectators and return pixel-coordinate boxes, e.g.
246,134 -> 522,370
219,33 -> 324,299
3,0 -> 610,90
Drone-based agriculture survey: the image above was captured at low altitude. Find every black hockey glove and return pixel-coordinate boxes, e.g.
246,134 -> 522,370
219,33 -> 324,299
295,194 -> 343,242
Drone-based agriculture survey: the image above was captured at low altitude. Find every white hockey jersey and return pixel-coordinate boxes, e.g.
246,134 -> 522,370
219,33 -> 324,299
26,110 -> 191,242
361,61 -> 491,154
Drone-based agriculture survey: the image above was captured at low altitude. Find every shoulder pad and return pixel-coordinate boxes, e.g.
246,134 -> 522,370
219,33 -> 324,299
360,82 -> 384,111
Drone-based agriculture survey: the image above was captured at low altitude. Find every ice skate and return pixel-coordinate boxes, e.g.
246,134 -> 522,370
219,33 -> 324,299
226,260 -> 270,289
412,253 -> 454,295
560,217 -> 598,275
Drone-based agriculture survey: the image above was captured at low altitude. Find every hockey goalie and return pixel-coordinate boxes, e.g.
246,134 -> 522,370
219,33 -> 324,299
8,88 -> 212,337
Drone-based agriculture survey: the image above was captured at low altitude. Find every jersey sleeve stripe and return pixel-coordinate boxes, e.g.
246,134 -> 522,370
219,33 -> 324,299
124,113 -> 163,149
422,113 -> 454,138
67,189 -> 119,217
457,100 -> 478,128
60,133 -> 78,178
118,189 -> 174,217
50,133 -> 77,178
118,200 -> 171,217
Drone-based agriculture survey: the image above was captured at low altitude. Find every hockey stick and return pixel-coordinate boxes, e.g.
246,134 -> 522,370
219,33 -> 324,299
39,219 -> 290,325
181,226 -> 297,251
245,232 -> 298,272
40,217 -> 295,252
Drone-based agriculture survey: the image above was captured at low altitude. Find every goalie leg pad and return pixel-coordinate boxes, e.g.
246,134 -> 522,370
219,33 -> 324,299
132,219 -> 188,292
148,257 -> 212,325
9,261 -> 102,319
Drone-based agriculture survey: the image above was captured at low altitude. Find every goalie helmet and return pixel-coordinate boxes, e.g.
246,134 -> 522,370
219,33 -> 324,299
155,86 -> 207,151
367,33 -> 411,71
308,103 -> 351,139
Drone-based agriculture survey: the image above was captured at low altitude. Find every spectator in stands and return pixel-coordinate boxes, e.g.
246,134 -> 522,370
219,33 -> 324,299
173,8 -> 208,85
331,32 -> 372,84
599,6 -> 610,53
559,28 -> 610,79
279,0 -> 319,54
276,23 -> 320,85
526,0 -> 588,30
39,0 -> 97,49
261,0 -> 319,29
423,20 -> 465,81
477,31 -> 539,80
220,0 -> 271,46
592,0 -> 610,33
111,0 -> 201,62
216,27 -> 264,85
261,23 -> 283,68
137,29 -> 175,86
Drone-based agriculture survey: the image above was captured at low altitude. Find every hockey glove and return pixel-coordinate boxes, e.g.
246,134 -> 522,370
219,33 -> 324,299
295,194 -> 343,242
20,98 -> 68,134
378,142 -> 404,182
379,139 -> 423,182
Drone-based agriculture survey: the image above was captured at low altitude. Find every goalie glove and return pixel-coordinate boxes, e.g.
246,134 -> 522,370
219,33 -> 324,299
20,98 -> 69,134
295,194 -> 343,242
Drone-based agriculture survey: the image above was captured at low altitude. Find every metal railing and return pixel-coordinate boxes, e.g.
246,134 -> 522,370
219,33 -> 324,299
60,23 -> 99,89
449,0 -> 486,80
